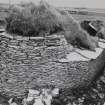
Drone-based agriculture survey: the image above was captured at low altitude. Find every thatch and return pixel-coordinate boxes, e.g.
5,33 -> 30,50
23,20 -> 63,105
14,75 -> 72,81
37,1 -> 98,51
60,13 -> 98,50
5,0 -> 98,50
5,1 -> 62,37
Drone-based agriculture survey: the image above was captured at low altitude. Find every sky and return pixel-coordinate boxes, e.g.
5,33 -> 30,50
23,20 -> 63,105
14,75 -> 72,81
0,0 -> 105,9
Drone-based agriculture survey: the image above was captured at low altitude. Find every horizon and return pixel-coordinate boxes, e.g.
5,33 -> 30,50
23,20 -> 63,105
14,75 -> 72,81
0,0 -> 105,9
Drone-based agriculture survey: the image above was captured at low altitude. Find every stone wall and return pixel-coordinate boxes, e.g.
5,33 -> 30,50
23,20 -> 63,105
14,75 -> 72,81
0,33 -> 88,98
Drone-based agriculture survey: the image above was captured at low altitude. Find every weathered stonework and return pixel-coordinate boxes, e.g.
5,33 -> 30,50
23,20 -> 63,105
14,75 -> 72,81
0,33 -> 88,97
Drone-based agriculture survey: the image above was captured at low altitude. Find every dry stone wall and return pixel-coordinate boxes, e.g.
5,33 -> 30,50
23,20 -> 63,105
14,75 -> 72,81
0,33 -> 88,97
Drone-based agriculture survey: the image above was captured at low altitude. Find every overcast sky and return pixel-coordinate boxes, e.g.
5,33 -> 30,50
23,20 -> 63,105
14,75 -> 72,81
0,0 -> 105,9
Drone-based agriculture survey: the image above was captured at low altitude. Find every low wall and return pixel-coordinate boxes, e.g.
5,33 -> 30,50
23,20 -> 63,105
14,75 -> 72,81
0,32 -> 88,97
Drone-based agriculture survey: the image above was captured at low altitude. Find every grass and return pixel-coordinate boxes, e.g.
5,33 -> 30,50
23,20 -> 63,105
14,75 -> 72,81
5,2 -> 62,37
4,1 -> 105,51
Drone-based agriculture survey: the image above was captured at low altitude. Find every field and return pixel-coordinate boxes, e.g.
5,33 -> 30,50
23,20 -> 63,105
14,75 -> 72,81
72,14 -> 105,22
0,4 -> 105,105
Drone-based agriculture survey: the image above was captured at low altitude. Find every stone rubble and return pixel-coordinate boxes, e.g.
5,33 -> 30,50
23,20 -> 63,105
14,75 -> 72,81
22,88 -> 59,105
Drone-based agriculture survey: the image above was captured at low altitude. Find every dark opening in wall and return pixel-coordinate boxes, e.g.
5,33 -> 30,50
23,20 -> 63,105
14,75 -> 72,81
80,20 -> 97,36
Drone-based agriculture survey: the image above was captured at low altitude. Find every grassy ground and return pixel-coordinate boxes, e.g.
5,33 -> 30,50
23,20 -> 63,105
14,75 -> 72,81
72,14 -> 105,22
